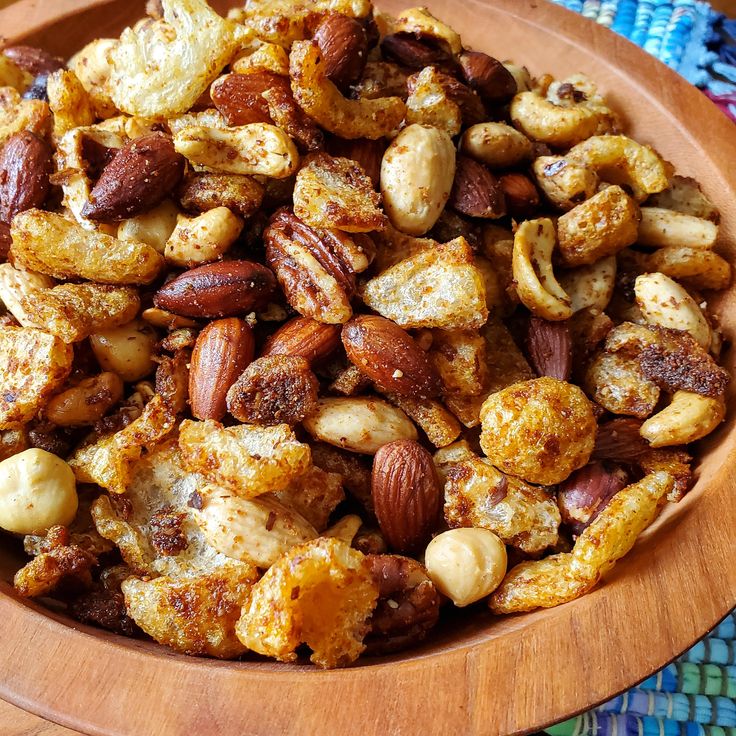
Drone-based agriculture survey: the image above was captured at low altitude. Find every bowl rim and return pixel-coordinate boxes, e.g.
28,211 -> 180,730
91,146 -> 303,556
0,0 -> 735,734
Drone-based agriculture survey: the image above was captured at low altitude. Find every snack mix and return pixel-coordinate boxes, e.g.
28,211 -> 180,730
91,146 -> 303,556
0,0 -> 730,668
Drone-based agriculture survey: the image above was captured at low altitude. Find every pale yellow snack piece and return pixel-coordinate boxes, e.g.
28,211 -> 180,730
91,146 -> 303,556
46,70 -> 95,141
0,87 -> 51,145
273,465 -> 345,532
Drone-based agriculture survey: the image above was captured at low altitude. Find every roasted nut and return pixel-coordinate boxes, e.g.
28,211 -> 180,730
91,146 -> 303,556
67,38 -> 117,119
499,173 -> 539,218
381,124 -> 455,236
640,391 -> 725,447
341,315 -> 441,399
379,392 -> 461,449
326,137 -> 384,190
211,72 -> 277,125
380,34 -> 453,70
226,355 -> 319,425
525,317 -> 572,381
460,122 -> 532,170
178,173 -> 264,219
480,377 -> 596,485
189,318 -> 255,421
558,256 -> 616,313
353,60 -> 408,101
592,418 -> 651,461
118,200 -> 180,253
154,260 -> 277,318
372,440 -> 442,554
393,7 -> 462,55
458,51 -> 517,103
261,317 -> 341,364
3,46 -> 65,76
313,13 -> 368,91
0,131 -> 52,224
647,175 -> 719,222
45,373 -> 124,427
425,528 -> 507,607
405,66 -> 461,136
303,397 -> 418,454
448,155 -> 506,219
532,155 -> 598,211
0,449 -> 78,534
164,207 -> 244,267
637,207 -> 717,249
90,319 -> 157,382
141,307 -> 196,331
633,247 -> 731,292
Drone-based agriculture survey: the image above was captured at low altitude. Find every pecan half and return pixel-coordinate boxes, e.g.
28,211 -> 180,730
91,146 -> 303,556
3,45 -> 65,75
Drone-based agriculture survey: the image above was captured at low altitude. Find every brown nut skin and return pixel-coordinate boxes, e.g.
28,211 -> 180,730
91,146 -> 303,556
261,316 -> 341,365
525,317 -> 572,381
380,33 -> 454,70
226,355 -> 319,425
313,13 -> 369,92
448,155 -> 506,219
154,260 -> 277,318
592,418 -> 650,461
0,222 -> 10,260
0,131 -> 53,224
363,554 -> 441,655
211,71 -> 282,126
499,172 -> 540,218
3,45 -> 65,75
557,461 -> 629,535
372,439 -> 442,554
189,318 -> 255,421
326,136 -> 385,189
342,315 -> 441,399
458,51 -> 517,103
479,377 -> 597,485
82,133 -> 185,222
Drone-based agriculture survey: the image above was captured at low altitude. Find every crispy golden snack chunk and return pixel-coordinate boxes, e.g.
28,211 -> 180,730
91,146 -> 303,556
479,377 -> 596,485
47,70 -> 96,141
638,448 -> 692,502
290,41 -> 406,141
0,87 -> 51,145
379,391 -> 462,449
293,153 -> 386,233
430,329 -> 490,397
178,420 -> 312,498
444,457 -> 561,554
20,284 -> 140,343
362,237 -> 488,330
69,395 -> 176,494
273,466 -> 345,532
10,210 -> 165,285
0,326 -> 73,429
109,0 -> 243,119
489,471 -> 673,613
236,537 -> 379,668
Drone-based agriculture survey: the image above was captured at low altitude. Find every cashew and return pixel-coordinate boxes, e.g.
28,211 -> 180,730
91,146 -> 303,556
165,207 -> 244,267
512,218 -> 572,320
0,263 -> 55,327
68,38 -> 118,119
566,135 -> 671,201
502,62 -> 532,92
425,528 -> 507,607
140,307 -> 197,330
638,207 -> 718,249
559,256 -> 616,313
289,40 -> 406,140
173,123 -> 299,178
639,247 -> 731,291
118,200 -> 180,254
323,514 -> 363,545
90,319 -> 157,382
640,391 -> 725,448
647,175 -> 719,222
405,66 -> 461,137
634,273 -> 711,349
532,155 -> 598,210
45,372 -> 124,427
460,122 -> 533,170
394,7 -> 462,54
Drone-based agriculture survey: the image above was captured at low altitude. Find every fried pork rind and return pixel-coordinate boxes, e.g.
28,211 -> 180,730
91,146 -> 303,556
68,38 -> 119,119
646,175 -> 719,222
109,0 -> 243,119
69,395 -> 176,494
0,87 -> 51,145
46,70 -> 96,141
236,537 -> 379,668
289,41 -> 406,141
379,391 -> 461,448
0,263 -> 55,327
273,465 -> 345,531
178,419 -> 312,498
0,57 -> 31,93
489,471 -> 673,613
10,210 -> 165,285
293,153 -> 386,233
361,237 -> 488,330
430,329 -> 490,397
639,448 -> 692,502
19,283 -> 140,343
0,326 -> 73,429
445,458 -> 561,554
405,66 -> 462,137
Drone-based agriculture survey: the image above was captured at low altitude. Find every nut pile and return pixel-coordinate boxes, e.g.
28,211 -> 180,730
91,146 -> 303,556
0,0 -> 730,668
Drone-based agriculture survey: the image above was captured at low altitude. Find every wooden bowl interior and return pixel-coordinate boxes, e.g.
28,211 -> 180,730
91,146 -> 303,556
0,1 -> 734,734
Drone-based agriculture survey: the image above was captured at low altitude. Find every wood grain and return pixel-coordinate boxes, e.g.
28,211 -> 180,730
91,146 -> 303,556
0,699 -> 81,736
0,2 -> 734,736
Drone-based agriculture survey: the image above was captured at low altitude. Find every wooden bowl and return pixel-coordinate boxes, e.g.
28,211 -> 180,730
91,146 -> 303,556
1,1 -> 735,734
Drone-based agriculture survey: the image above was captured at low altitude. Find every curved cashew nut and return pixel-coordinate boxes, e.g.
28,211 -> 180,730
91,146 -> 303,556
634,272 -> 711,349
532,155 -> 598,210
173,123 -> 299,178
289,40 -> 406,140
640,391 -> 725,447
566,135 -> 672,201
512,218 -> 572,320
559,256 -> 616,313
638,207 -> 718,249
642,247 -> 731,291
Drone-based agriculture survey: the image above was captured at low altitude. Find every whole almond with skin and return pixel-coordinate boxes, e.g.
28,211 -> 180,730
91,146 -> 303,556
592,418 -> 651,461
372,439 -> 442,554
499,172 -> 539,218
261,316 -> 341,364
342,315 -> 441,399
327,137 -> 385,189
458,51 -> 517,103
3,45 -> 65,75
448,155 -> 506,219
525,316 -> 572,381
210,72 -> 282,126
313,13 -> 368,92
0,222 -> 10,259
0,131 -> 53,224
380,33 -> 453,70
82,132 -> 184,221
189,318 -> 255,421
154,260 -> 277,318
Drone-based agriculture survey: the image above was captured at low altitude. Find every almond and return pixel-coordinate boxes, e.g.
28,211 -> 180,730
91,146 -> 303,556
261,316 -> 341,364
592,418 -> 651,461
380,33 -> 453,70
313,13 -> 368,92
154,260 -> 277,318
342,315 -> 441,399
3,45 -> 65,75
327,137 -> 385,189
82,132 -> 185,221
0,221 -> 10,259
458,51 -> 517,103
371,439 -> 442,554
0,131 -> 53,224
499,172 -> 539,217
189,317 -> 255,421
448,155 -> 505,219
557,461 -> 629,534
210,72 -> 282,126
525,316 -> 572,381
